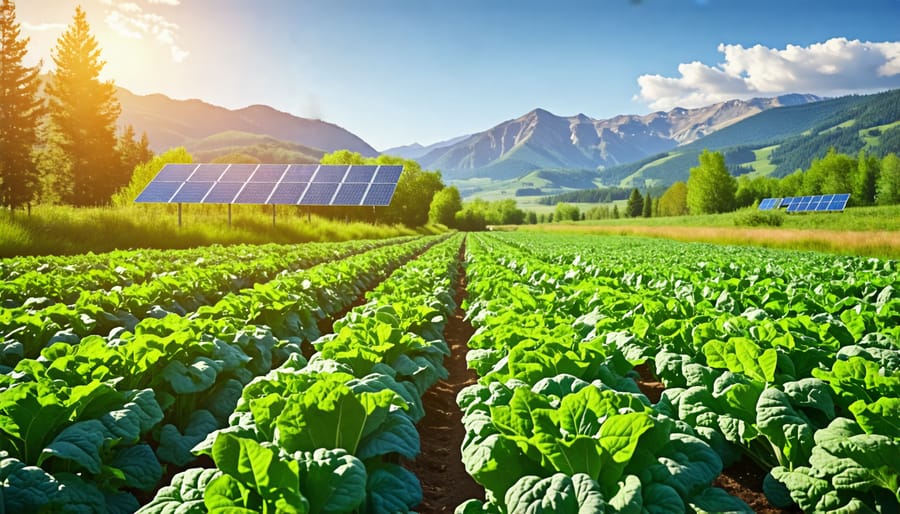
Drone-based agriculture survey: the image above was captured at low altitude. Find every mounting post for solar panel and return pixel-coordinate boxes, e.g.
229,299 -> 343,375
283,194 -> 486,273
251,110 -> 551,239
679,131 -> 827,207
228,204 -> 232,227
272,204 -> 276,226
178,203 -> 182,228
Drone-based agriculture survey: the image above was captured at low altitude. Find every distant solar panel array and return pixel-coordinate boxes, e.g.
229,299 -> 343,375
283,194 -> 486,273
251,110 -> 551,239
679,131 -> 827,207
134,163 -> 402,206
758,194 -> 850,213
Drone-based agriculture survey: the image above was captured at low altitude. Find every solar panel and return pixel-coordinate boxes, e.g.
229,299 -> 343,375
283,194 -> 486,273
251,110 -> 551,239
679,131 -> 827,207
134,163 -> 401,207
758,198 -> 783,210
283,164 -> 318,183
299,183 -> 339,205
171,182 -> 215,203
785,193 -> 850,213
332,183 -> 368,205
234,182 -> 277,204
268,182 -> 308,204
221,164 -> 258,182
373,165 -> 403,183
155,164 -> 196,182
313,165 -> 348,183
251,164 -> 288,182
345,165 -> 378,183
204,182 -> 244,204
362,183 -> 398,206
135,181 -> 181,203
189,164 -> 228,181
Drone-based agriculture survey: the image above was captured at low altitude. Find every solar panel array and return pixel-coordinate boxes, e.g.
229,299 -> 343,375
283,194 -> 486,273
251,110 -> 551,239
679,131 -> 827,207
134,163 -> 402,206
758,194 -> 850,213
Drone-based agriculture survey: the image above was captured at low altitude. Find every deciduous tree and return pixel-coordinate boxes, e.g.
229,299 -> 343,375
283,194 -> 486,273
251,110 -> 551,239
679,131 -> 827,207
876,153 -> 900,205
658,181 -> 688,217
0,0 -> 44,209
687,150 -> 736,214
428,185 -> 462,227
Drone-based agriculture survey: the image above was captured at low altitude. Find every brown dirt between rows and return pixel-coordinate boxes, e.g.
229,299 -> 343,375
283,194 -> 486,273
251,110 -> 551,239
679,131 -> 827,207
406,243 -> 485,513
633,363 -> 800,514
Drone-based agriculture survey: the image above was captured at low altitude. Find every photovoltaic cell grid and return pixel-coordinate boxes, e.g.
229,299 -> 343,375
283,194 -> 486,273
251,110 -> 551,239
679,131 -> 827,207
757,194 -> 850,213
134,163 -> 403,206
758,198 -> 783,210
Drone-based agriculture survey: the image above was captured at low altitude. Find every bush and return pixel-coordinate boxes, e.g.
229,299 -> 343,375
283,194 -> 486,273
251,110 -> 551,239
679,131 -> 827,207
734,210 -> 785,227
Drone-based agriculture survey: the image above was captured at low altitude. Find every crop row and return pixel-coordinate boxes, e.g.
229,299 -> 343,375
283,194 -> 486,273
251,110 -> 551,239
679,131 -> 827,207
454,233 -> 752,513
0,239 -> 408,304
0,237 -> 412,369
0,235 -> 444,513
461,232 -> 899,513
136,233 -> 465,513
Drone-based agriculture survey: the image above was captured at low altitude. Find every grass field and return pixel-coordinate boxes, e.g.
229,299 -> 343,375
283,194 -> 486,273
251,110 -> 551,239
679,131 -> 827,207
0,204 -> 426,257
515,204 -> 900,259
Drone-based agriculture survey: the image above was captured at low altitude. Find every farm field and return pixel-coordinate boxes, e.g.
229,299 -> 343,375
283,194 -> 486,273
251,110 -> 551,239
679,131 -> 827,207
1,231 -> 898,513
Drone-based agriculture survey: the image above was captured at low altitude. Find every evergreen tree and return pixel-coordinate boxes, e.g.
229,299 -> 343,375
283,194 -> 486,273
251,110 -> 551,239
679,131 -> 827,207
0,0 -> 44,209
117,124 -> 153,176
642,192 -> 652,217
625,188 -> 643,217
687,150 -> 736,214
46,6 -> 123,205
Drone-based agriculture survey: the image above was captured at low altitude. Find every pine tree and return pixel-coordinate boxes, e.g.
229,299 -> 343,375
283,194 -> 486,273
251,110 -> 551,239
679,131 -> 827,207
642,192 -> 652,217
625,188 -> 643,217
45,6 -> 123,206
0,0 -> 45,209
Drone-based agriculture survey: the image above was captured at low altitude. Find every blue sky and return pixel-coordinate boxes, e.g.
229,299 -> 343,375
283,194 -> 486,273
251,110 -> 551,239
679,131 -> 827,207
18,0 -> 900,151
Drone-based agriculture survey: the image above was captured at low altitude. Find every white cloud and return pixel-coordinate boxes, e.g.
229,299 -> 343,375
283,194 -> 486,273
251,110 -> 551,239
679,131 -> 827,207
635,38 -> 900,110
102,0 -> 188,62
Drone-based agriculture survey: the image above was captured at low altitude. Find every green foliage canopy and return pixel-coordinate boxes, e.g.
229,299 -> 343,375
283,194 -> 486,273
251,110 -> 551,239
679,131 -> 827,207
687,150 -> 736,214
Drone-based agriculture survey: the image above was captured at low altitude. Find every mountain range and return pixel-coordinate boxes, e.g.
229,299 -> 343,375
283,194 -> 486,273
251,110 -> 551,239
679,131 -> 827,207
113,86 -> 900,199
116,87 -> 377,159
410,94 -> 821,181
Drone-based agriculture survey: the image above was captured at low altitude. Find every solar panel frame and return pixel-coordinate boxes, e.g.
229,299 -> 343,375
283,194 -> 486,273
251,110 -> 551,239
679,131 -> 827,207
155,164 -> 197,182
344,165 -> 378,183
204,182 -> 244,204
135,181 -> 182,203
332,183 -> 368,205
283,164 -> 318,183
362,183 -> 398,206
188,164 -> 228,182
220,164 -> 258,182
313,165 -> 348,183
171,182 -> 215,203
299,182 -> 339,205
373,166 -> 403,184
250,164 -> 289,183
234,182 -> 277,204
268,182 -> 309,205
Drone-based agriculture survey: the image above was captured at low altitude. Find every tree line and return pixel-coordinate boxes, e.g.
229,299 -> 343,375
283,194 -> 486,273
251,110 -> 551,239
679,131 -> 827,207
1,2 -> 151,210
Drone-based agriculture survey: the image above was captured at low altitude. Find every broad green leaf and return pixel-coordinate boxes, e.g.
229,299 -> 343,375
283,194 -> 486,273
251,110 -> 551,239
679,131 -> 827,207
38,419 -> 105,474
503,473 -> 606,513
365,463 -> 422,514
356,409 -> 419,461
108,443 -> 163,490
849,397 -> 900,438
688,487 -> 753,513
134,468 -> 221,514
294,448 -> 366,514
210,433 -> 305,511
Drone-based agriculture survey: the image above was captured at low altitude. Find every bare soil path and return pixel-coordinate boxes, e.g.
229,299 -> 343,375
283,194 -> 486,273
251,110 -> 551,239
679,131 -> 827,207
407,240 -> 485,513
